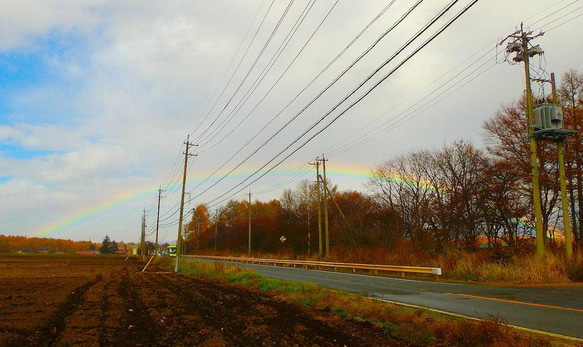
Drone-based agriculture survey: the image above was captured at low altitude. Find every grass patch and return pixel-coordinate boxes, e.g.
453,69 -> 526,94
329,246 -> 583,283
444,252 -> 582,283
171,260 -> 558,346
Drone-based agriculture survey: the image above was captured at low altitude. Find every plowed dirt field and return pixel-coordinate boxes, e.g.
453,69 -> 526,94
0,255 -> 405,346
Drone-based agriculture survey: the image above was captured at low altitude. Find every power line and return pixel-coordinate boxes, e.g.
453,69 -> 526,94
205,0 -> 478,207
188,0 -> 417,204
189,0 -> 268,139
198,0 -> 334,152
254,161 -> 312,195
191,0 -> 294,144
326,2 -> 582,158
196,0 -> 319,148
189,0 -> 275,140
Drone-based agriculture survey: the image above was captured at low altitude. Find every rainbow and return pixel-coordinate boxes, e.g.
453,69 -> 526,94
35,185 -> 160,238
35,163 -> 375,238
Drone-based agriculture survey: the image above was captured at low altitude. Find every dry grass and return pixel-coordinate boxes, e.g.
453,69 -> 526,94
443,251 -> 583,283
176,260 -> 557,346
328,245 -> 583,283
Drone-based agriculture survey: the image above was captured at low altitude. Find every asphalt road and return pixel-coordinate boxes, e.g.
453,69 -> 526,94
188,258 -> 583,340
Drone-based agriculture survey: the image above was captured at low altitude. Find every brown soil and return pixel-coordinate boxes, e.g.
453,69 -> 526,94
0,255 -> 407,346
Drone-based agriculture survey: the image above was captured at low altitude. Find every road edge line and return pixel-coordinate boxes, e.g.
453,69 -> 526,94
371,297 -> 583,345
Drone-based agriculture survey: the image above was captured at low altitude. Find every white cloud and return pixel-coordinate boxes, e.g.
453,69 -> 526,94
0,0 -> 101,51
1,0 -> 582,242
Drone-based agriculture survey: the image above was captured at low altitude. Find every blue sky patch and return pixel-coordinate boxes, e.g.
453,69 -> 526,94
0,30 -> 90,125
0,144 -> 59,159
0,176 -> 12,184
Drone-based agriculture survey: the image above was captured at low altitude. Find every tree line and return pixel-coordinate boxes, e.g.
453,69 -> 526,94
0,235 -> 97,254
183,70 -> 583,257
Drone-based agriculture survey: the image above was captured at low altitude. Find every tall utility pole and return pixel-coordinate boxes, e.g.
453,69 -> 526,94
154,187 -> 162,256
140,209 -> 146,262
175,136 -> 197,273
248,191 -> 252,256
309,160 -> 323,257
154,187 -> 163,256
317,155 -> 329,257
552,73 -> 574,259
503,23 -> 545,256
196,210 -> 201,252
214,210 -> 219,251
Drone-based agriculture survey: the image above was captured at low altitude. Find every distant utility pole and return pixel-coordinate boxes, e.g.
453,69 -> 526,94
196,210 -> 201,252
214,210 -> 219,251
309,159 -> 323,257
316,155 -> 329,258
140,209 -> 146,262
175,136 -> 197,273
501,23 -> 545,256
154,187 -> 163,257
248,191 -> 252,256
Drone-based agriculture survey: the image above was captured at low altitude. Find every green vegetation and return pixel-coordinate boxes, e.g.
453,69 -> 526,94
173,260 -> 556,346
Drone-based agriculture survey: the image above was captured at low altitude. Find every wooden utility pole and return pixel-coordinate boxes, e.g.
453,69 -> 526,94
197,212 -> 201,252
248,191 -> 252,256
552,73 -> 574,258
310,160 -> 323,257
502,24 -> 545,256
175,136 -> 197,273
154,187 -> 163,257
214,210 -> 219,251
140,209 -> 146,262
317,155 -> 329,257
520,26 -> 545,257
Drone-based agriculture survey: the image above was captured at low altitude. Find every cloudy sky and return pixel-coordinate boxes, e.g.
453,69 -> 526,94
1,0 -> 582,244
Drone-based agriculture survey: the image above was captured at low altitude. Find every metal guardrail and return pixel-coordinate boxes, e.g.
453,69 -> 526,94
183,255 -> 442,279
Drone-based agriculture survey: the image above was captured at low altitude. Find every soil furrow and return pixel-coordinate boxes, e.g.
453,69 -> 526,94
118,269 -> 159,346
0,255 -> 405,346
29,278 -> 98,346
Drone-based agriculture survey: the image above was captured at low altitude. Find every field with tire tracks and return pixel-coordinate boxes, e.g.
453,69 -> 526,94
0,255 -> 405,346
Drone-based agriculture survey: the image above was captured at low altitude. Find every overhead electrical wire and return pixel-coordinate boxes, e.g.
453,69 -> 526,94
197,0 -> 381,153
183,0 -> 341,195
149,0 -> 401,219
205,0 -> 479,208
186,0 -> 394,199
254,161 -> 313,195
191,0 -> 295,144
325,1 -> 582,158
189,0 -> 267,139
145,1 -> 307,227
147,0 -> 579,236
536,6 -> 583,32
530,0 -> 581,27
151,0 -> 581,231
196,0 -> 320,149
187,0 -> 416,204
189,0 -> 275,140
327,45 -> 497,158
